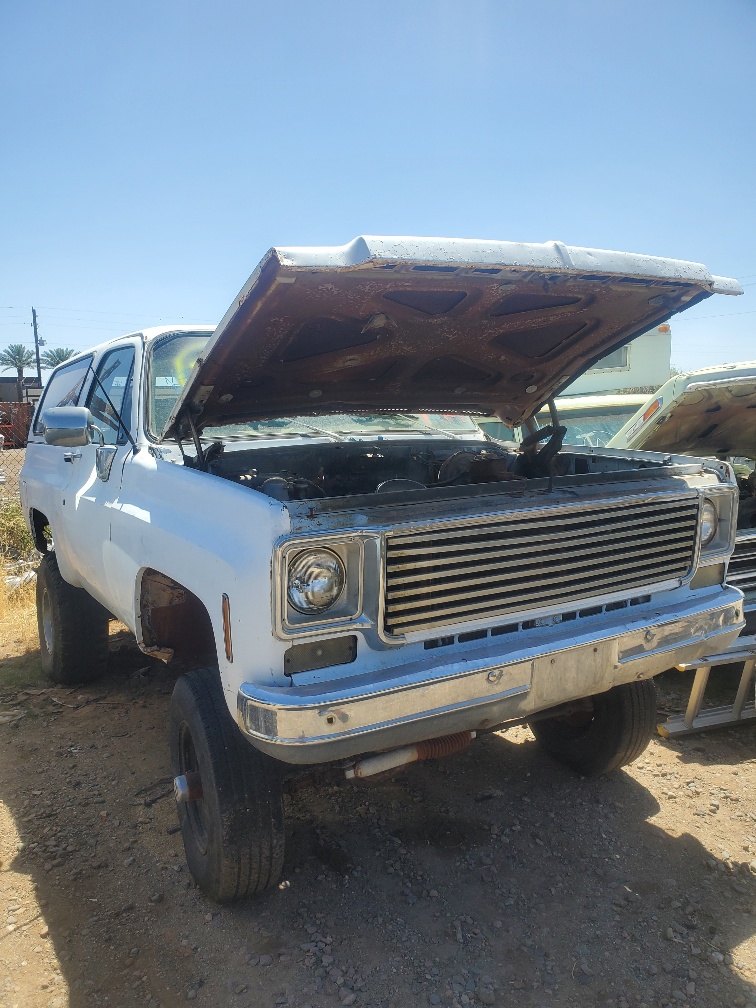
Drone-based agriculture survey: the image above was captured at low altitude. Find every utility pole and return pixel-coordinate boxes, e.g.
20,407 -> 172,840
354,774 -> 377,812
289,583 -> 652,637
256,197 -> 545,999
32,307 -> 42,386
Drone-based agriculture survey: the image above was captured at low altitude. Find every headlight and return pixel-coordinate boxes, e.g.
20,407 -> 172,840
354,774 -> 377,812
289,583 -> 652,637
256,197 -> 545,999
287,549 -> 345,614
700,499 -> 718,547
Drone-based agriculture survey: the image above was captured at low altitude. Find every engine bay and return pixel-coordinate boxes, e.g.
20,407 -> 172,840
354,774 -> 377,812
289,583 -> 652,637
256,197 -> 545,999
736,464 -> 756,530
196,435 -> 670,502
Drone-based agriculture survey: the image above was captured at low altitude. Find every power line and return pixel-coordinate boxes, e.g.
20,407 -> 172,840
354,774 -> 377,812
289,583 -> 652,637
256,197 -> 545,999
672,309 -> 756,322
0,310 -> 151,322
13,311 -> 196,327
0,304 -> 166,319
36,316 -> 156,324
35,305 -> 166,318
0,322 -> 132,331
22,322 -> 147,331
0,340 -> 113,348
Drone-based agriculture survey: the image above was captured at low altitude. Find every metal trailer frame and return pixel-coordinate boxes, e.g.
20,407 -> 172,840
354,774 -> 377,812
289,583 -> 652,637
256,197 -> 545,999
657,635 -> 756,738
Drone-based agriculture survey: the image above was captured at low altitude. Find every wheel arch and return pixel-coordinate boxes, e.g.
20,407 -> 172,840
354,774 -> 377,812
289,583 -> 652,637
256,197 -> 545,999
30,508 -> 51,553
136,567 -> 218,665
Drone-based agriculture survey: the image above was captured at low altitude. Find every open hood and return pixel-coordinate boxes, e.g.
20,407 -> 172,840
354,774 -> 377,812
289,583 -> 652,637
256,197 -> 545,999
627,373 -> 756,459
161,236 -> 741,438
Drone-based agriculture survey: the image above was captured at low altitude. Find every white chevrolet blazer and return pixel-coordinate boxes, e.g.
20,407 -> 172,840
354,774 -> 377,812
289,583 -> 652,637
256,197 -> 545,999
20,236 -> 745,901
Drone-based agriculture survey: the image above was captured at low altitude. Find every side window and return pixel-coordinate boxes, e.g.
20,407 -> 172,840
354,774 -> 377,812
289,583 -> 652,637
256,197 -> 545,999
33,356 -> 93,434
85,346 -> 136,446
586,345 -> 630,373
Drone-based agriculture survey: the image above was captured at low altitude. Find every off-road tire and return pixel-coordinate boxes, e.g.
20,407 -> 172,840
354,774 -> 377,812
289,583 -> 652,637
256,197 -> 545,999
36,552 -> 109,684
169,667 -> 286,902
530,679 -> 657,776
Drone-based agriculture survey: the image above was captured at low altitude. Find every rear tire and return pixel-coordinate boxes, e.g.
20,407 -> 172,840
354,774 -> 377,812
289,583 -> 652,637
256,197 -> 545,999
36,552 -> 109,684
169,667 -> 286,902
530,679 -> 657,776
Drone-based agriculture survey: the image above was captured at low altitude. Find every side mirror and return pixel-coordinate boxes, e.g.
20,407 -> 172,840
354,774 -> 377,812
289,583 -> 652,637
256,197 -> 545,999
41,406 -> 102,448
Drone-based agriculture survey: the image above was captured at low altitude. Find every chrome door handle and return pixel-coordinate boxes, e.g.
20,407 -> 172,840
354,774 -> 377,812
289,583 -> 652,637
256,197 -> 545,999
63,452 -> 82,463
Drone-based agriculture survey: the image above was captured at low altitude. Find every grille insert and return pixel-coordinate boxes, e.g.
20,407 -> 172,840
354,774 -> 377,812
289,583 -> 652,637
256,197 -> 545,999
728,533 -> 756,595
383,496 -> 699,635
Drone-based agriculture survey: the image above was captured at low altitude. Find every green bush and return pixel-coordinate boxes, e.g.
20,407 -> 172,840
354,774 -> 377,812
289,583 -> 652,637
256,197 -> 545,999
0,499 -> 35,561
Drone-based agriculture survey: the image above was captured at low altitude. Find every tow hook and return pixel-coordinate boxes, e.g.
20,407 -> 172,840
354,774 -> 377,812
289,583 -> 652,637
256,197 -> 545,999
173,771 -> 203,803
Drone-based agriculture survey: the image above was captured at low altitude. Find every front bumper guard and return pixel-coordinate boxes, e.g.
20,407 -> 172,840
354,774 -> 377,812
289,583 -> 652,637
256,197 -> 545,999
237,588 -> 744,764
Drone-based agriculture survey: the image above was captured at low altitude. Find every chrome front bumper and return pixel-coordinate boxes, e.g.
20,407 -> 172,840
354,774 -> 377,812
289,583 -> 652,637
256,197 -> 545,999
237,588 -> 745,764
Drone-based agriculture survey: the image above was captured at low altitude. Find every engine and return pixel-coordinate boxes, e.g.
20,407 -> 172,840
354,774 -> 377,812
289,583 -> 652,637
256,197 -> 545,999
206,439 -> 522,501
736,467 -> 756,530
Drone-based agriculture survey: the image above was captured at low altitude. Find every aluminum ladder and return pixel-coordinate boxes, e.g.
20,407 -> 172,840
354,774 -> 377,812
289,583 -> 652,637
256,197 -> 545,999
657,635 -> 756,738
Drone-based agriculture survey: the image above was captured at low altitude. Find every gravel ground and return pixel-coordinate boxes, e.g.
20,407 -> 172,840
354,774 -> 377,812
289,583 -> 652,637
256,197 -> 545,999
0,638 -> 754,1008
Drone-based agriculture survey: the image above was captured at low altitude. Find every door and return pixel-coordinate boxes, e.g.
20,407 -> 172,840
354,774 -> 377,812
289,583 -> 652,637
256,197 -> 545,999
21,355 -> 93,585
61,345 -> 137,606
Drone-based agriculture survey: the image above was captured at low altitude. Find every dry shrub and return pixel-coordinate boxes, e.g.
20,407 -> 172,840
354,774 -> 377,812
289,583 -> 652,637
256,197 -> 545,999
0,580 -> 38,645
0,580 -> 42,692
0,500 -> 35,562
0,578 -> 36,616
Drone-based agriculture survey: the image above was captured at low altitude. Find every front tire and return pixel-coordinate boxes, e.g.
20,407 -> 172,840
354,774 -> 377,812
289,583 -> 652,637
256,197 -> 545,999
530,679 -> 657,776
36,552 -> 109,684
169,668 -> 286,902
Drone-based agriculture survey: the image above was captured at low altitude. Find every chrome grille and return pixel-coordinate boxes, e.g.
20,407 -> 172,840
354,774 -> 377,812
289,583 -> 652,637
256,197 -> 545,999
728,532 -> 756,596
383,496 -> 700,635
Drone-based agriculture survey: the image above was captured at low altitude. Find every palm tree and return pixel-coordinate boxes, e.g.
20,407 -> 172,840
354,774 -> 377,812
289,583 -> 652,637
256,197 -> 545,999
41,347 -> 76,369
0,344 -> 36,402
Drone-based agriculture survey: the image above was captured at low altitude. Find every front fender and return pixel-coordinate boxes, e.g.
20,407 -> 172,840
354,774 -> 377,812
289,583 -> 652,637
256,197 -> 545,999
111,451 -> 291,705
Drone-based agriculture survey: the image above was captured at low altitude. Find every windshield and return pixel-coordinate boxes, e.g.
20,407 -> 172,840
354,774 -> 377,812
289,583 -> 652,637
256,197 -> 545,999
208,414 -> 480,438
147,333 -> 482,440
536,405 -> 642,447
148,332 -> 214,436
479,405 -> 641,448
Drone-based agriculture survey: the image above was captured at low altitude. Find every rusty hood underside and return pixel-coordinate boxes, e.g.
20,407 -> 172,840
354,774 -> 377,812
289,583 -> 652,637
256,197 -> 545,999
630,374 -> 756,460
161,236 -> 741,437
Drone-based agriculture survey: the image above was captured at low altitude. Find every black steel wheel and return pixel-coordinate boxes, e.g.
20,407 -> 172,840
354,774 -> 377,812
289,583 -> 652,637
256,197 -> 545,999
529,679 -> 657,776
169,667 -> 285,902
36,552 -> 109,684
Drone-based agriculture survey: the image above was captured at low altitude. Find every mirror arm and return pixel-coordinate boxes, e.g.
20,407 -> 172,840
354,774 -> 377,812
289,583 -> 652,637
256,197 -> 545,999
88,423 -> 105,447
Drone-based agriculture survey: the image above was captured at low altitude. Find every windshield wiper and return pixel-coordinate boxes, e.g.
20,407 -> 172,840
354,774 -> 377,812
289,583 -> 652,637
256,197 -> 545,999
287,421 -> 347,441
334,416 -> 466,439
318,412 -> 464,439
200,424 -> 346,442
200,432 -> 270,441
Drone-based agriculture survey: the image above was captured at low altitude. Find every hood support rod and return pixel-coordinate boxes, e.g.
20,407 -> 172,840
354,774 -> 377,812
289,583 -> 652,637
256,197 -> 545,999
547,397 -> 560,433
182,408 -> 207,471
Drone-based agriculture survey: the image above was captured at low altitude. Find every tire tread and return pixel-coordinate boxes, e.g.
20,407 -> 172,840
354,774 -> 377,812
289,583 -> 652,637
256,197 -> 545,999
170,668 -> 285,902
531,679 -> 657,776
36,552 -> 109,684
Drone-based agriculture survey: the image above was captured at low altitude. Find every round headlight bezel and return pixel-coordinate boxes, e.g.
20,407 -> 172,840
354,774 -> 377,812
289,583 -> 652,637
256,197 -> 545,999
700,498 -> 718,548
287,548 -> 346,615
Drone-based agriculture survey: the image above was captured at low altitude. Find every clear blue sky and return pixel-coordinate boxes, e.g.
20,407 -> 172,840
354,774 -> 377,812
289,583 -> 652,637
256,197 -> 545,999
2,0 -> 755,380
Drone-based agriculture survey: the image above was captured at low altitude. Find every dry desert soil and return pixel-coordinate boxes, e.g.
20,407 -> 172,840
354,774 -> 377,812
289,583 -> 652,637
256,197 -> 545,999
0,591 -> 754,1008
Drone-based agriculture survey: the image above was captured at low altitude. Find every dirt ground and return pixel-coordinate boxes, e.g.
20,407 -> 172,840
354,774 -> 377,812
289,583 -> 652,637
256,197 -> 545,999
0,595 -> 754,1008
